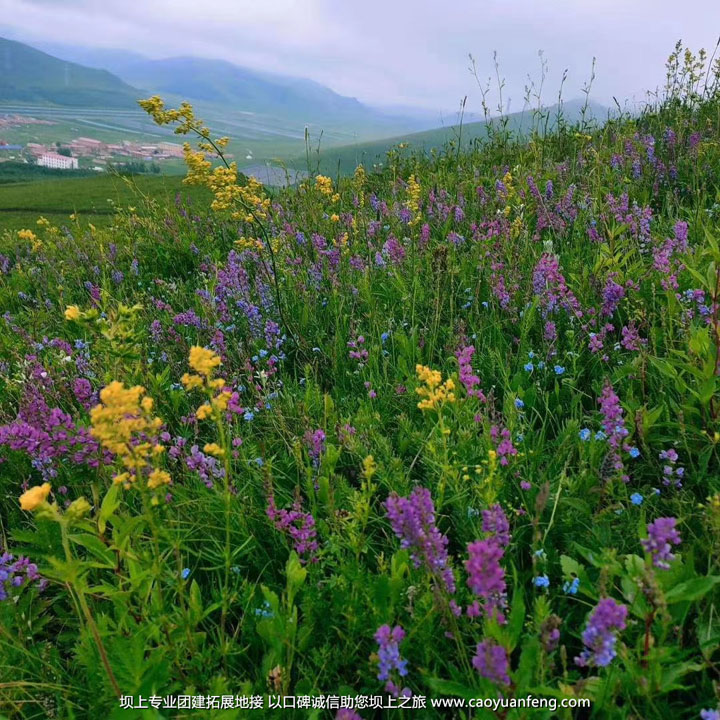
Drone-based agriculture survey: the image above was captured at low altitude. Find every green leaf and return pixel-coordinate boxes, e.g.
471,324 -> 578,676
665,576 -> 720,604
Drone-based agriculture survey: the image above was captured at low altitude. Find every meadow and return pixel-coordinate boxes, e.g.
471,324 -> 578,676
0,173 -> 210,232
0,43 -> 720,719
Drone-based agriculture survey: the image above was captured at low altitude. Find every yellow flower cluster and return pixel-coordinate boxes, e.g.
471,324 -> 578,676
406,174 -> 422,226
353,164 -> 366,208
182,347 -> 230,420
19,483 -> 52,511
138,96 -> 201,136
235,236 -> 265,252
18,228 -> 42,251
415,364 -> 456,411
315,175 -> 333,195
64,305 -> 81,321
90,382 -> 169,490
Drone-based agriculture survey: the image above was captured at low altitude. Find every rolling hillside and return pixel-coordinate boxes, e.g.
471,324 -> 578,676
0,37 -> 140,108
293,98 -> 609,174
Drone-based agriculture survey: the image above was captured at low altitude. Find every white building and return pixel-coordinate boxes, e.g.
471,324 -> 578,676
37,152 -> 79,170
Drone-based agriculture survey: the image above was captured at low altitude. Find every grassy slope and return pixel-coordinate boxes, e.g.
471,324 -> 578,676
0,173 -> 210,232
294,99 -> 608,175
0,37 -> 139,107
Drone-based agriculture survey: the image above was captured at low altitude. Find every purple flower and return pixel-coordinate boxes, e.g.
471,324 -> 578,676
267,494 -> 319,563
385,488 -> 455,593
641,517 -> 681,569
598,380 -> 630,481
456,345 -> 486,401
481,504 -> 511,547
575,598 -> 628,668
465,538 -> 507,623
374,624 -> 410,697
472,640 -> 510,685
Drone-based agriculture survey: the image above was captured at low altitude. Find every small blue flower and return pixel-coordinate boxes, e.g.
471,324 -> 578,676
629,447 -> 640,458
482,301 -> 489,309
579,428 -> 591,441
467,507 -> 480,519
381,332 -> 390,342
524,362 -> 534,372
515,433 -> 524,443
254,457 -> 263,467
534,549 -> 546,559
259,349 -> 268,358
244,411 -> 255,421
534,575 -> 550,588
595,431 -> 607,441
630,493 -> 644,505
528,351 -> 535,359
563,577 -> 580,595
537,361 -> 546,370
515,398 -> 525,409
554,365 -> 565,375
181,568 -> 190,580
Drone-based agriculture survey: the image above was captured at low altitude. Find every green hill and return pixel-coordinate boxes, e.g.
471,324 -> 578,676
0,37 -> 140,108
293,98 -> 609,174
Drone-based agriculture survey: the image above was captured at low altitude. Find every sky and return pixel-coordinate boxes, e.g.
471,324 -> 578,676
1,0 -> 719,113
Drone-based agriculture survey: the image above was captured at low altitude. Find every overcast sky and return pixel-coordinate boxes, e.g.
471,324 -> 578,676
1,0 -> 719,112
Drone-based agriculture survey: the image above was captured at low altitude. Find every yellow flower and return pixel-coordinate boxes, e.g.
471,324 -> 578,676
362,455 -> 377,481
315,175 -> 333,195
90,382 -> 168,489
147,469 -> 171,490
196,403 -> 212,420
64,305 -> 81,321
406,174 -> 422,226
181,372 -> 204,390
189,346 -> 221,377
330,214 -> 340,223
415,365 -> 455,410
20,483 -> 52,511
203,443 -> 224,457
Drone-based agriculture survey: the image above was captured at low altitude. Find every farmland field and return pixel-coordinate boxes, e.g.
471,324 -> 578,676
1,45 -> 720,720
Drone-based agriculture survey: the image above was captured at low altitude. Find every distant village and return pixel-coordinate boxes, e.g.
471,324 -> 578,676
0,113 -> 196,172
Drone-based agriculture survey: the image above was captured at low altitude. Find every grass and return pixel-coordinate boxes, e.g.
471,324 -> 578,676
0,43 -> 719,719
0,173 -> 210,231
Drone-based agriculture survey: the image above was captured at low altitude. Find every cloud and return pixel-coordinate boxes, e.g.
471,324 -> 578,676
1,0 -> 719,110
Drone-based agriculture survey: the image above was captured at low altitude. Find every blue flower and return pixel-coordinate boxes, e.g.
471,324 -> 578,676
630,493 -> 644,505
524,362 -> 534,372
554,365 -> 565,375
534,549 -> 546,559
254,457 -> 263,467
563,577 -> 580,595
528,351 -> 535,359
629,447 -> 640,458
579,428 -> 591,441
381,332 -> 390,342
515,398 -> 525,409
181,568 -> 190,580
537,361 -> 546,370
244,411 -> 255,422
595,431 -> 607,441
534,575 -> 550,588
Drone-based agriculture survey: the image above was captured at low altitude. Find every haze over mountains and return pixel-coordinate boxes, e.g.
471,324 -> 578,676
0,35 -> 608,176
2,37 -> 434,134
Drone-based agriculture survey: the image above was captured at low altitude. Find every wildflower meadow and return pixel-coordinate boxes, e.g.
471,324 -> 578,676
2,43 -> 720,719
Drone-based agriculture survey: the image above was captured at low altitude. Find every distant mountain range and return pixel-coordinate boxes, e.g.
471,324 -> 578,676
0,37 -> 139,107
5,38 -> 432,134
